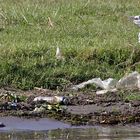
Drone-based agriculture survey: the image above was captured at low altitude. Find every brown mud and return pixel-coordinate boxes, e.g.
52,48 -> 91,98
0,87 -> 139,125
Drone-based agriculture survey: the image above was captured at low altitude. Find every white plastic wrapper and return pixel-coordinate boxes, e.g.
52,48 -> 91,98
116,71 -> 140,90
71,78 -> 117,91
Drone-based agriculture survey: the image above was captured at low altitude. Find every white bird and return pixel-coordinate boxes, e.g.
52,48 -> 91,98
138,32 -> 140,43
55,47 -> 64,60
129,15 -> 140,27
129,15 -> 140,43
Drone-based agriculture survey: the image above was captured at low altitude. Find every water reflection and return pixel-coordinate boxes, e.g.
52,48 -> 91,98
0,125 -> 140,140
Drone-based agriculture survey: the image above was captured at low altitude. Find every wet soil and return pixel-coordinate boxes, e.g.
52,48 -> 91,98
0,87 -> 139,125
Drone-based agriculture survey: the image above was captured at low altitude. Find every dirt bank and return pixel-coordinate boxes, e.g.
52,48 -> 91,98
0,87 -> 139,125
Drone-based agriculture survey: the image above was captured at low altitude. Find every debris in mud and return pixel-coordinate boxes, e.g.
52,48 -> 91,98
33,96 -> 69,105
32,104 -> 63,114
71,71 -> 140,94
0,92 -> 18,103
116,71 -> 140,90
0,83 -> 139,125
32,106 -> 46,114
0,92 -> 26,103
0,92 -> 27,110
71,78 -> 117,91
0,122 -> 5,127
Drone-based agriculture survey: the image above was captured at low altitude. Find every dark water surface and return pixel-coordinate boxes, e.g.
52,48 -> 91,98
0,117 -> 140,140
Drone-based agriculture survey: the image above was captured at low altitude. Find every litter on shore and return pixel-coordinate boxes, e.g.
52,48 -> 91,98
71,71 -> 140,94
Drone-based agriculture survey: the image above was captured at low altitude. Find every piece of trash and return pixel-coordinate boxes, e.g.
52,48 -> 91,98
56,47 -> 64,60
33,103 -> 62,114
0,92 -> 19,103
71,71 -> 140,92
9,102 -> 17,110
47,104 -> 52,110
33,106 -> 46,113
129,15 -> 140,27
45,104 -> 62,111
0,122 -> 5,127
116,71 -> 140,90
33,96 -> 69,105
86,99 -> 94,104
96,88 -> 117,95
0,102 -> 18,110
71,78 -> 117,91
102,78 -> 118,89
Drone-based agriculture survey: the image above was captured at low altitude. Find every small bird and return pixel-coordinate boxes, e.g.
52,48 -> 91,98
55,47 -> 64,60
129,15 -> 140,43
129,15 -> 140,27
138,32 -> 140,43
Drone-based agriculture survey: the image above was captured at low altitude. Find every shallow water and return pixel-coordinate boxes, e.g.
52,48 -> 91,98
0,117 -> 140,140
0,117 -> 70,131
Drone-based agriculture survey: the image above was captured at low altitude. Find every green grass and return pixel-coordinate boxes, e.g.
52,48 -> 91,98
1,0 -> 140,90
125,93 -> 140,101
119,90 -> 140,101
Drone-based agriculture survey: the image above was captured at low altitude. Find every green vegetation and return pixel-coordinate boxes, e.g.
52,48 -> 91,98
0,0 -> 140,90
125,91 -> 140,101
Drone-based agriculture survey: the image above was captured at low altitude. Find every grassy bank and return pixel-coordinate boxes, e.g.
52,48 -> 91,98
0,0 -> 140,90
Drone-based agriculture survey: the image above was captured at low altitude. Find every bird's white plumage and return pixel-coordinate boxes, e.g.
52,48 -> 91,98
138,32 -> 140,43
55,47 -> 64,60
129,15 -> 140,43
130,15 -> 140,27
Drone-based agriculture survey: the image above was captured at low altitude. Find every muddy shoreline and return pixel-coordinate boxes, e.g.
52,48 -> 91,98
0,87 -> 139,126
